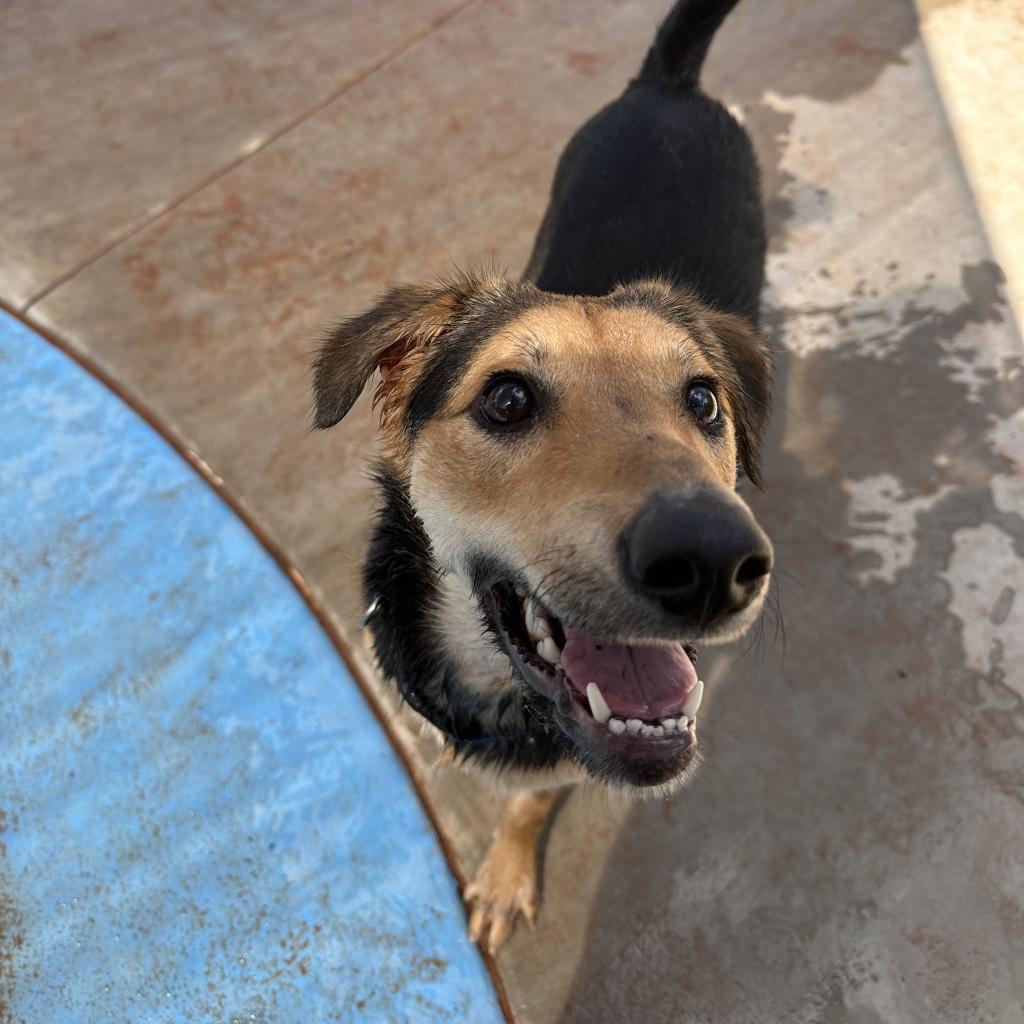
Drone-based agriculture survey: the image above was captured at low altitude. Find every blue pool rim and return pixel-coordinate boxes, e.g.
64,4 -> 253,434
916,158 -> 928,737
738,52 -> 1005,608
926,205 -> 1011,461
0,297 -> 513,1023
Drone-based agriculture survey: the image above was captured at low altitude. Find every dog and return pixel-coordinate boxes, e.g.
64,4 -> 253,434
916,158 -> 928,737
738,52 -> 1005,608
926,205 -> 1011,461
310,0 -> 771,951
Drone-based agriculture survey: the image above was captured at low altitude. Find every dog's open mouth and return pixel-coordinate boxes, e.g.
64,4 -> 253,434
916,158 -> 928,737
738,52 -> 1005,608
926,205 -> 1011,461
486,582 -> 703,782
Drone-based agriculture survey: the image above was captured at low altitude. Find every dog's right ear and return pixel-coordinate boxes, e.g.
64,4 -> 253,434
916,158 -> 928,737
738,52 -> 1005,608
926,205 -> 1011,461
310,278 -> 483,430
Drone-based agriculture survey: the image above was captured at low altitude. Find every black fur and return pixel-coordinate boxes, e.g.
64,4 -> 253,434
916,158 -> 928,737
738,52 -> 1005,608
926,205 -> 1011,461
358,0 -> 767,770
364,465 -> 569,770
525,0 -> 764,325
638,0 -> 742,87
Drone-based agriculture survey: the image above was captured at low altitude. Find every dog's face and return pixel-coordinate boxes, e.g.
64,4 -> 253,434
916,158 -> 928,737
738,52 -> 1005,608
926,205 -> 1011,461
313,273 -> 773,790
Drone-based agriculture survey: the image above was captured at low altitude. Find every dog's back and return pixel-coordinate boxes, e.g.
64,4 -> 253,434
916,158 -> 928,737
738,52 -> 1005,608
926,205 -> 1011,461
524,0 -> 764,324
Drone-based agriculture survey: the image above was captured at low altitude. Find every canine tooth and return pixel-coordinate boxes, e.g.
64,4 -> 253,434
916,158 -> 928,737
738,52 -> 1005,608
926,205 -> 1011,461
662,718 -> 677,731
586,683 -> 612,724
625,719 -> 642,735
515,586 -> 527,597
682,679 -> 704,720
608,718 -> 626,735
537,637 -> 561,666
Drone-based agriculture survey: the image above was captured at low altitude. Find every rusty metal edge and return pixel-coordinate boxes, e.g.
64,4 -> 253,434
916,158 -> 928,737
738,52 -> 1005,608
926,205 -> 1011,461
0,298 -> 515,1024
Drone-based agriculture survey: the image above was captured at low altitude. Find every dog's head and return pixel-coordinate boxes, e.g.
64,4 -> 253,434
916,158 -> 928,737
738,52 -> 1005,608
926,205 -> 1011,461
312,271 -> 772,790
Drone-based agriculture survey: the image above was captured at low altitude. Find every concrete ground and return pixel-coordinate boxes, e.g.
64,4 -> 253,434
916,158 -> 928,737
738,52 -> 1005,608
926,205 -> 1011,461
2,0 -> 1022,1020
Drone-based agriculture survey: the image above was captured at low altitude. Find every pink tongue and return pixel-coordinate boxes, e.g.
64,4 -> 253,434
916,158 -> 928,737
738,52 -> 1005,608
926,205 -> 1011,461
560,628 -> 698,719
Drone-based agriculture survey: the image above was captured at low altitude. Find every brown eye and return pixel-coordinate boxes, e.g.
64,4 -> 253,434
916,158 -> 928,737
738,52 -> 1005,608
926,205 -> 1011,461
685,383 -> 719,426
479,377 -> 537,429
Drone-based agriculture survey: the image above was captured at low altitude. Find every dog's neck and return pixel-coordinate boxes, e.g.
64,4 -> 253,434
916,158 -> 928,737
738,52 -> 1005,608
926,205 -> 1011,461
362,464 -> 568,771
432,572 -> 516,697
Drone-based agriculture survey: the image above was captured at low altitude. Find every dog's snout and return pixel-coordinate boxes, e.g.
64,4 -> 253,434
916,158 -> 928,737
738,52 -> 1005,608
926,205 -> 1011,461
621,488 -> 773,618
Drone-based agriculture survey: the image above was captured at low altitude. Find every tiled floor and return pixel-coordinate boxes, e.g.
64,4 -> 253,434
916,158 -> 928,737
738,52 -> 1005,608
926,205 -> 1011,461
2,1 -> 1022,1021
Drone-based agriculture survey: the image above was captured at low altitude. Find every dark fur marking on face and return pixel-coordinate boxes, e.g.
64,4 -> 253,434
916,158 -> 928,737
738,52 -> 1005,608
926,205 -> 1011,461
403,282 -> 552,441
310,272 -> 539,436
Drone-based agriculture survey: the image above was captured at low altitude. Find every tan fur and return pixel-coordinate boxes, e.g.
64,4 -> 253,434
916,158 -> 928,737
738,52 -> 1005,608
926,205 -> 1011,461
420,299 -> 737,499
408,297 -> 760,644
464,789 -> 560,952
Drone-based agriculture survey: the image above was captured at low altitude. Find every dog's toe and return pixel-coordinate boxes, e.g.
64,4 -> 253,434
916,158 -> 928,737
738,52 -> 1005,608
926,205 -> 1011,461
464,856 -> 538,953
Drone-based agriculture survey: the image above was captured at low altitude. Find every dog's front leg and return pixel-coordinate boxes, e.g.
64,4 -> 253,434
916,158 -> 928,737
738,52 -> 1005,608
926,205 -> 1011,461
464,788 -> 560,952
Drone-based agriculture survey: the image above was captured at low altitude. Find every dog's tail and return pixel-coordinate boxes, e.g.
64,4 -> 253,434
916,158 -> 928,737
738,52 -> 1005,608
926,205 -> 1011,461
638,0 -> 742,88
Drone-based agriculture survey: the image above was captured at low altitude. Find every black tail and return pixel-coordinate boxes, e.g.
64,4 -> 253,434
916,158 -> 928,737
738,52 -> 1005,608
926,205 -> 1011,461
638,0 -> 742,87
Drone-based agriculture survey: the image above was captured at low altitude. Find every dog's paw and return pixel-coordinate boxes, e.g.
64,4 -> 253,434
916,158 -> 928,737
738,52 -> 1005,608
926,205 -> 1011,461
464,848 -> 538,953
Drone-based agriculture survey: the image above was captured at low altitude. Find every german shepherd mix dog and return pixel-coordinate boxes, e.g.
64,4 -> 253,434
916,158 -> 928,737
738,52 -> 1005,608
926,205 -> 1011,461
311,0 -> 771,950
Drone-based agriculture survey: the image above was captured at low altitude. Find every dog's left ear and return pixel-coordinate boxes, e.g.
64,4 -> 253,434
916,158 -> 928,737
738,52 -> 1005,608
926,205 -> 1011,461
311,275 -> 490,430
702,308 -> 772,487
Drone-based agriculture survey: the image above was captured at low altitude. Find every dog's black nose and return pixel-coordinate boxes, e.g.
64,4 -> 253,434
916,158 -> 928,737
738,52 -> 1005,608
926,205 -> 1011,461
621,488 -> 773,618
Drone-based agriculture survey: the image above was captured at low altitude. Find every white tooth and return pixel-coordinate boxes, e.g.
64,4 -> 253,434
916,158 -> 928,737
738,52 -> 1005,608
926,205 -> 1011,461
640,724 -> 655,737
625,719 -> 642,735
682,679 -> 704,720
652,725 -> 665,737
662,718 -> 677,731
586,682 -> 612,724
678,718 -> 690,731
527,610 -> 552,640
524,598 -> 553,641
537,637 -> 561,666
608,718 -> 626,735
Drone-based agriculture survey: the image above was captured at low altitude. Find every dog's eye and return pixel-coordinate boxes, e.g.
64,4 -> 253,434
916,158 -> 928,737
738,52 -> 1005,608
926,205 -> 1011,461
479,377 -> 537,429
685,383 -> 719,426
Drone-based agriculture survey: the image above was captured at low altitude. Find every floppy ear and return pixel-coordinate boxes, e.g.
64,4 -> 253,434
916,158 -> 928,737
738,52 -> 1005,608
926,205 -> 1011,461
702,308 -> 772,487
310,276 -> 483,430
